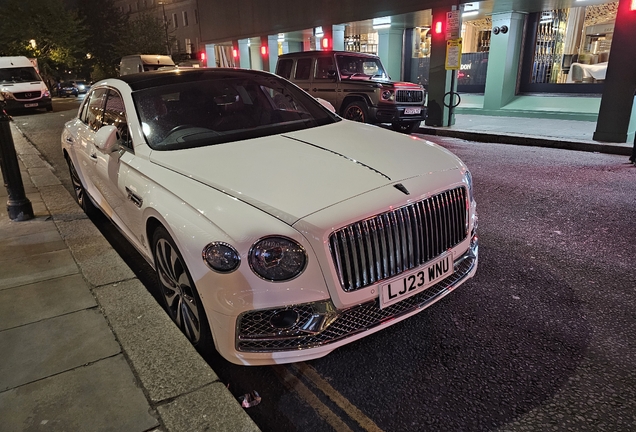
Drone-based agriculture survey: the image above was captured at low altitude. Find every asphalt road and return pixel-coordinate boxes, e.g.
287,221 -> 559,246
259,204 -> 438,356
10,105 -> 636,431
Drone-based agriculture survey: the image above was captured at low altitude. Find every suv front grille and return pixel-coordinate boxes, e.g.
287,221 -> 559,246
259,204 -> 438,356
395,89 -> 424,103
329,187 -> 468,292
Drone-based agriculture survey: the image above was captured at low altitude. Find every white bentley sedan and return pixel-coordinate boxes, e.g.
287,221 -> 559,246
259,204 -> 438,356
61,69 -> 478,365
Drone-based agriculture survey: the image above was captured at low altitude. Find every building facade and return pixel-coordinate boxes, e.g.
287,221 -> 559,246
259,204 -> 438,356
197,0 -> 636,144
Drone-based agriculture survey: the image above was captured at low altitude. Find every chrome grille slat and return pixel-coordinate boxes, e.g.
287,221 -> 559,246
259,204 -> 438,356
329,187 -> 468,292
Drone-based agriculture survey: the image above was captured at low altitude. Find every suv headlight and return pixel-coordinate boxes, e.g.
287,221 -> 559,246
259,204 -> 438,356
249,236 -> 307,281
1,91 -> 15,100
381,89 -> 394,101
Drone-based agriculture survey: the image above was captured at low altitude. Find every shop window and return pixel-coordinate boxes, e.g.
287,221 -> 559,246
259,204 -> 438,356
344,33 -> 378,54
520,1 -> 617,93
457,18 -> 491,92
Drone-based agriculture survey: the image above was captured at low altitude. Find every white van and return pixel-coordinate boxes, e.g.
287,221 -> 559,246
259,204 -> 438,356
119,55 -> 176,76
0,56 -> 52,111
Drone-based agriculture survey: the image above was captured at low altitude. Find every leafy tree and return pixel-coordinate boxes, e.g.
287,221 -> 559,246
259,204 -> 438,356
121,13 -> 170,57
0,0 -> 88,85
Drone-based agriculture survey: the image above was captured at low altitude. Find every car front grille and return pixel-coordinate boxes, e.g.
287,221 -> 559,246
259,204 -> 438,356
395,89 -> 424,103
236,248 -> 476,352
14,91 -> 42,100
329,187 -> 468,293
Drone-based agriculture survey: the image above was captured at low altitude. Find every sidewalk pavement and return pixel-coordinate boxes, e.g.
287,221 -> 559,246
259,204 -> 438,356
0,122 -> 260,432
417,114 -> 634,156
0,113 -> 633,432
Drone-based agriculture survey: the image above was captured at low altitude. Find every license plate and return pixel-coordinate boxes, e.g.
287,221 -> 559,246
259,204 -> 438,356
404,107 -> 421,115
24,103 -> 38,108
380,253 -> 453,309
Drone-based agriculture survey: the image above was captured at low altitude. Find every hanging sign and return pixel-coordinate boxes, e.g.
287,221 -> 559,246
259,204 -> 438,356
445,10 -> 460,40
445,38 -> 463,70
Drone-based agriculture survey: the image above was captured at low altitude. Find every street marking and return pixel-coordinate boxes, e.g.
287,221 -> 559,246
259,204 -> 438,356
273,365 -> 354,432
291,363 -> 384,432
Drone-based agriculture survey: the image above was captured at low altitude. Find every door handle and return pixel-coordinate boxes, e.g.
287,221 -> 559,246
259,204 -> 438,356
65,136 -> 74,143
90,153 -> 97,159
312,88 -> 317,92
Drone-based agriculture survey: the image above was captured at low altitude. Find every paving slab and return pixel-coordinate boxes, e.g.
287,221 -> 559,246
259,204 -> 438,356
0,308 -> 120,391
0,355 -> 159,432
55,218 -> 135,286
0,248 -> 78,291
94,278 -> 217,403
0,224 -> 66,260
0,215 -> 55,240
157,382 -> 260,432
0,274 -> 96,331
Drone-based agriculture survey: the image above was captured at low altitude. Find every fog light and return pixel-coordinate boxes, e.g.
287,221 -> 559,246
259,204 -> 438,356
270,309 -> 299,329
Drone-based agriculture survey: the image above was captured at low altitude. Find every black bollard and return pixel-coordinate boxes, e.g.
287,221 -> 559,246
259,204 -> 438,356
0,101 -> 34,221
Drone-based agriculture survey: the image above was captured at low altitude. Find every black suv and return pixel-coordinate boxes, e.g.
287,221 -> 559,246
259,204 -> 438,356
276,51 -> 426,133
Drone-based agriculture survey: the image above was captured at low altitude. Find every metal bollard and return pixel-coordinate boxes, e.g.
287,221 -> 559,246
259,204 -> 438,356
0,101 -> 34,221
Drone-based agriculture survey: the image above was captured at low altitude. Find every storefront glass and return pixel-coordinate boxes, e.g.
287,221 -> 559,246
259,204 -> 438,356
523,1 -> 617,90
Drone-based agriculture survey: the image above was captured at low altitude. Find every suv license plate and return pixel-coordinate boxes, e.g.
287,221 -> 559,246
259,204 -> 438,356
24,103 -> 38,108
404,107 -> 421,115
380,253 -> 453,309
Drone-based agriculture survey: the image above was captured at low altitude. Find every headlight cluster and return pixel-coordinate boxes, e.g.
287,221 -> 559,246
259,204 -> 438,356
381,89 -> 395,101
0,91 -> 15,100
202,242 -> 241,273
202,236 -> 307,281
249,236 -> 307,281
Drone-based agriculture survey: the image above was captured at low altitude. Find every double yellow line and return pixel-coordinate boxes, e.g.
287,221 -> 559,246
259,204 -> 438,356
273,363 -> 384,432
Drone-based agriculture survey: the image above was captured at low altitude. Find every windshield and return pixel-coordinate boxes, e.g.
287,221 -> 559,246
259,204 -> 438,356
134,73 -> 339,150
335,55 -> 388,80
0,67 -> 41,84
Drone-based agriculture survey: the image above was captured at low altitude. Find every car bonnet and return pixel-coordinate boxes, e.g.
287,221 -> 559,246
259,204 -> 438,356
148,121 -> 462,224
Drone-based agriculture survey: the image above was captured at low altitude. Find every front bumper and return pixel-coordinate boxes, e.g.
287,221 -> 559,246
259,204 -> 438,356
233,240 -> 477,362
3,97 -> 52,111
370,104 -> 427,124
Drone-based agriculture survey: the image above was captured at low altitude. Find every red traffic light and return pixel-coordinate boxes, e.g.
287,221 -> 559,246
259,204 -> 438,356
232,48 -> 238,58
261,46 -> 268,56
199,52 -> 206,61
434,21 -> 443,34
322,37 -> 330,49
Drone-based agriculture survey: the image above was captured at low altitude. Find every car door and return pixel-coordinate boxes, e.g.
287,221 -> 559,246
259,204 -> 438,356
73,87 -> 108,209
310,54 -> 340,110
91,89 -> 142,244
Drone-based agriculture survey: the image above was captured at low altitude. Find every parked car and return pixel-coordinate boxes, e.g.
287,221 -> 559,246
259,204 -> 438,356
71,80 -> 89,94
61,68 -> 478,365
58,81 -> 79,97
119,54 -> 176,76
276,51 -> 426,133
0,56 -> 52,111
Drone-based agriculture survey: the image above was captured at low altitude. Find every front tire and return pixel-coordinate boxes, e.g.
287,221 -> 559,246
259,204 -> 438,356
152,226 -> 214,356
342,101 -> 369,123
66,156 -> 98,217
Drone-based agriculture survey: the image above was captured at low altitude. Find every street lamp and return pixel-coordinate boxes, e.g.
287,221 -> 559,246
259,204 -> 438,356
158,2 -> 171,56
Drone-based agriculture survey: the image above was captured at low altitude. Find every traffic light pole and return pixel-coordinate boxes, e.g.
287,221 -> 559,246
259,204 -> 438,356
0,101 -> 34,221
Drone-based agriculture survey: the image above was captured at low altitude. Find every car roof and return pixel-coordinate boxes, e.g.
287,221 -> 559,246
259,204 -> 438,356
278,50 -> 380,59
118,68 -> 278,91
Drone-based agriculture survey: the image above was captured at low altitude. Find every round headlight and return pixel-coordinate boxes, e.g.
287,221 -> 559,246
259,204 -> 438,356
249,236 -> 307,281
202,242 -> 241,273
381,90 -> 394,100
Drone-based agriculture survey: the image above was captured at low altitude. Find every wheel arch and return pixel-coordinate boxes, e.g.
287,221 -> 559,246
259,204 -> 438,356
339,94 -> 371,116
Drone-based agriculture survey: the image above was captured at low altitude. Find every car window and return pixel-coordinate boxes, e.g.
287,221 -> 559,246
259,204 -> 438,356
276,59 -> 293,79
103,90 -> 132,150
294,58 -> 312,80
133,72 -> 339,150
314,57 -> 336,80
83,88 -> 108,131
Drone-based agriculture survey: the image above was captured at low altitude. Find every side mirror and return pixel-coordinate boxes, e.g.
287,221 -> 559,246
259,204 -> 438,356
316,97 -> 336,113
94,125 -> 120,153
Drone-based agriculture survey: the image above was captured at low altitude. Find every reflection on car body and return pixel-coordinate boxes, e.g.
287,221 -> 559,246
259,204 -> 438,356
60,68 -> 478,365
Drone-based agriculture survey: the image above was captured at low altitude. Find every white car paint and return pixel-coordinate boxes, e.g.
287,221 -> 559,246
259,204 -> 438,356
61,70 -> 478,365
